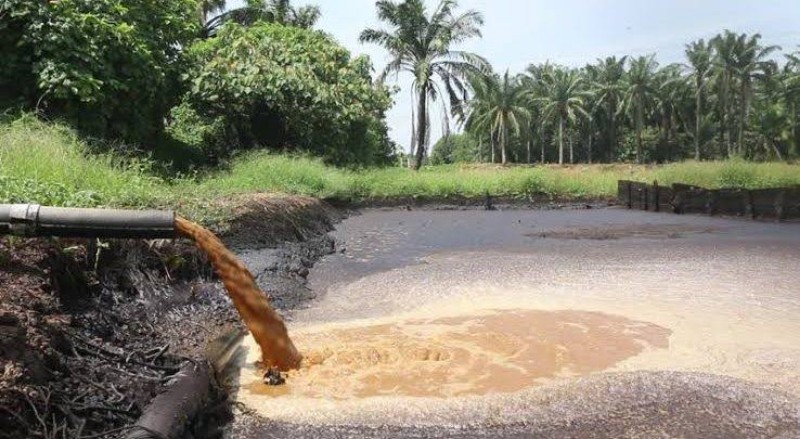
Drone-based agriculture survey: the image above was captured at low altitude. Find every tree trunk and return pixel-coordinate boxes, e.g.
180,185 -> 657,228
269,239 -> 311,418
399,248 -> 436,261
737,81 -> 748,157
792,102 -> 799,158
695,80 -> 702,161
608,100 -> 616,162
413,87 -> 428,170
588,130 -> 593,164
541,130 -> 546,164
721,72 -> 731,158
527,139 -> 531,164
490,132 -> 496,163
500,127 -> 508,164
478,139 -> 483,163
558,116 -> 565,165
568,134 -> 574,164
635,102 -> 643,164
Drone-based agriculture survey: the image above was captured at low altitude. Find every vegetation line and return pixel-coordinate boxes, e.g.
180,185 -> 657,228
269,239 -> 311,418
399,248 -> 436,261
2,118 -> 799,223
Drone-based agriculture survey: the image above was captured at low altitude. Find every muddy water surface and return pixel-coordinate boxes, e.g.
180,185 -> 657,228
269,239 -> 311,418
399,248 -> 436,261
232,208 -> 800,438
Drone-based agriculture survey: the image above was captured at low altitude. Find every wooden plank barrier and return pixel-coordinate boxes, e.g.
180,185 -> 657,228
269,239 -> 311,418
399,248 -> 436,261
617,181 -> 800,221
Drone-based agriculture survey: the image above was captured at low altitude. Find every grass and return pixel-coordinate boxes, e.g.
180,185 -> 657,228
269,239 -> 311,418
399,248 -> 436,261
2,117 -> 800,222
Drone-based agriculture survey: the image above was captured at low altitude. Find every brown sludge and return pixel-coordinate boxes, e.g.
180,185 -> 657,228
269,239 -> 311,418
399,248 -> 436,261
246,309 -> 671,399
176,216 -> 302,370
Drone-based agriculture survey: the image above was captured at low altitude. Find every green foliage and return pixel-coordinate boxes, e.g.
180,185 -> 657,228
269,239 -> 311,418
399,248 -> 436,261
464,71 -> 530,164
430,133 -> 482,165
178,23 -> 394,166
618,127 -> 660,163
360,0 -> 489,169
0,0 -> 199,143
4,118 -> 800,219
0,116 -> 166,208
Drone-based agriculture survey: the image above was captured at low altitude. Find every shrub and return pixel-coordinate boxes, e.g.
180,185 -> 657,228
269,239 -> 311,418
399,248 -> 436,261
179,22 -> 394,166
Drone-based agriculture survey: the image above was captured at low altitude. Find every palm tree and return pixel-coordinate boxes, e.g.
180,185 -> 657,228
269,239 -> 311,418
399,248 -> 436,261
360,0 -> 488,170
684,39 -> 713,160
258,0 -> 321,27
204,0 -> 319,36
621,55 -> 659,163
464,71 -> 530,164
784,52 -> 800,157
731,33 -> 780,156
534,68 -> 590,165
199,0 -> 227,25
522,63 -> 555,163
654,64 -> 689,162
587,56 -> 627,162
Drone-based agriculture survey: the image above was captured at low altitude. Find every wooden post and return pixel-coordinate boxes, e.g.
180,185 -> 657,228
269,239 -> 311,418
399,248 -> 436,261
745,190 -> 756,219
653,181 -> 660,212
706,190 -> 718,216
776,190 -> 787,222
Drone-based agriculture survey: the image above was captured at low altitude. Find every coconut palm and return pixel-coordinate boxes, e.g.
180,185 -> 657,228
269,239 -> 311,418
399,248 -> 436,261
684,39 -> 713,160
587,56 -> 627,162
654,64 -> 690,161
730,33 -> 780,156
784,52 -> 800,157
199,0 -> 227,25
258,0 -> 321,27
533,68 -> 590,165
621,55 -> 659,163
522,63 -> 556,163
204,0 -> 319,37
360,0 -> 489,170
464,71 -> 530,164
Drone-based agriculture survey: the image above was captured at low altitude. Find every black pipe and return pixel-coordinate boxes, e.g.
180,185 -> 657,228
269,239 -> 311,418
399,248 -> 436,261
0,204 -> 176,239
0,204 -> 10,236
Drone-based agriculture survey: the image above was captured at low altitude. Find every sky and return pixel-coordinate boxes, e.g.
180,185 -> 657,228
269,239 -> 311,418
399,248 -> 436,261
228,0 -> 800,153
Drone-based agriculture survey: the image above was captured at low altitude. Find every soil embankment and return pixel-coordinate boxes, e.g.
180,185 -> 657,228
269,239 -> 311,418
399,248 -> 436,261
0,194 -> 339,439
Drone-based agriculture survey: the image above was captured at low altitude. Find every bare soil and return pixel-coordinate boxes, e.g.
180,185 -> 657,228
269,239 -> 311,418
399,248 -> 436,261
0,195 -> 338,439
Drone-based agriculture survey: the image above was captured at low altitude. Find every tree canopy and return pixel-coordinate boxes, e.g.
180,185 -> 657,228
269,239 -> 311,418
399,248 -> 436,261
174,22 -> 395,166
439,30 -> 799,165
0,0 -> 199,144
361,0 -> 489,170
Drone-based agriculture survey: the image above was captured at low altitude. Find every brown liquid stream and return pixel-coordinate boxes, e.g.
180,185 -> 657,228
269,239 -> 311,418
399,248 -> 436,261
176,216 -> 302,370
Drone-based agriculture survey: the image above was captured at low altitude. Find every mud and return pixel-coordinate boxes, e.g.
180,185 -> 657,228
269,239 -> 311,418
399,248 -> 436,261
230,207 -> 800,438
237,309 -> 670,400
0,195 -> 339,439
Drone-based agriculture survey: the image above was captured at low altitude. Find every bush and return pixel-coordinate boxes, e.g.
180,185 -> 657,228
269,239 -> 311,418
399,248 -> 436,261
179,22 -> 394,166
0,0 -> 199,144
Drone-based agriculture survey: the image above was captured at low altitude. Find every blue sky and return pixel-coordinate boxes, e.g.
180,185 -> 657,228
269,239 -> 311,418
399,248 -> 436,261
228,0 -> 800,152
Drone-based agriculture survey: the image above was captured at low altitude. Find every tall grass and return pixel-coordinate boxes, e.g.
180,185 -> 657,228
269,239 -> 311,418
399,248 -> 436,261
2,118 -> 799,217
0,116 -> 167,207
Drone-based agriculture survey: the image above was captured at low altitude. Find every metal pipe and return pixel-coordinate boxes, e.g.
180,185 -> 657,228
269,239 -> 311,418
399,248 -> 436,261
0,204 -> 176,239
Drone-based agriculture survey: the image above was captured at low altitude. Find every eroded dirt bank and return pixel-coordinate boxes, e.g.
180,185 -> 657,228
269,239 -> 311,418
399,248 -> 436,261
0,194 -> 340,439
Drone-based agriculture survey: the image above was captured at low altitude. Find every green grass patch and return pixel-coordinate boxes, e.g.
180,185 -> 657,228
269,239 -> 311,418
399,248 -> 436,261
2,117 -> 800,222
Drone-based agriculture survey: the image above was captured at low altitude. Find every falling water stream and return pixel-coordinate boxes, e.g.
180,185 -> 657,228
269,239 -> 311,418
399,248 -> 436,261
176,216 -> 301,371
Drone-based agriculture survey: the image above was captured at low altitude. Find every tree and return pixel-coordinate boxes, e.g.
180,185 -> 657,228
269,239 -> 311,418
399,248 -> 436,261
587,56 -> 627,162
178,23 -> 393,165
464,71 -> 530,164
534,68 -> 590,165
203,0 -> 320,37
0,0 -> 199,144
430,132 -> 481,164
784,52 -> 800,158
621,55 -> 659,163
684,39 -> 713,160
731,33 -> 780,156
360,0 -> 489,170
199,0 -> 227,25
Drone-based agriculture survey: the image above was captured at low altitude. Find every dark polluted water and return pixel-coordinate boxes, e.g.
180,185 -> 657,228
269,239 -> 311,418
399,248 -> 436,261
230,208 -> 800,438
